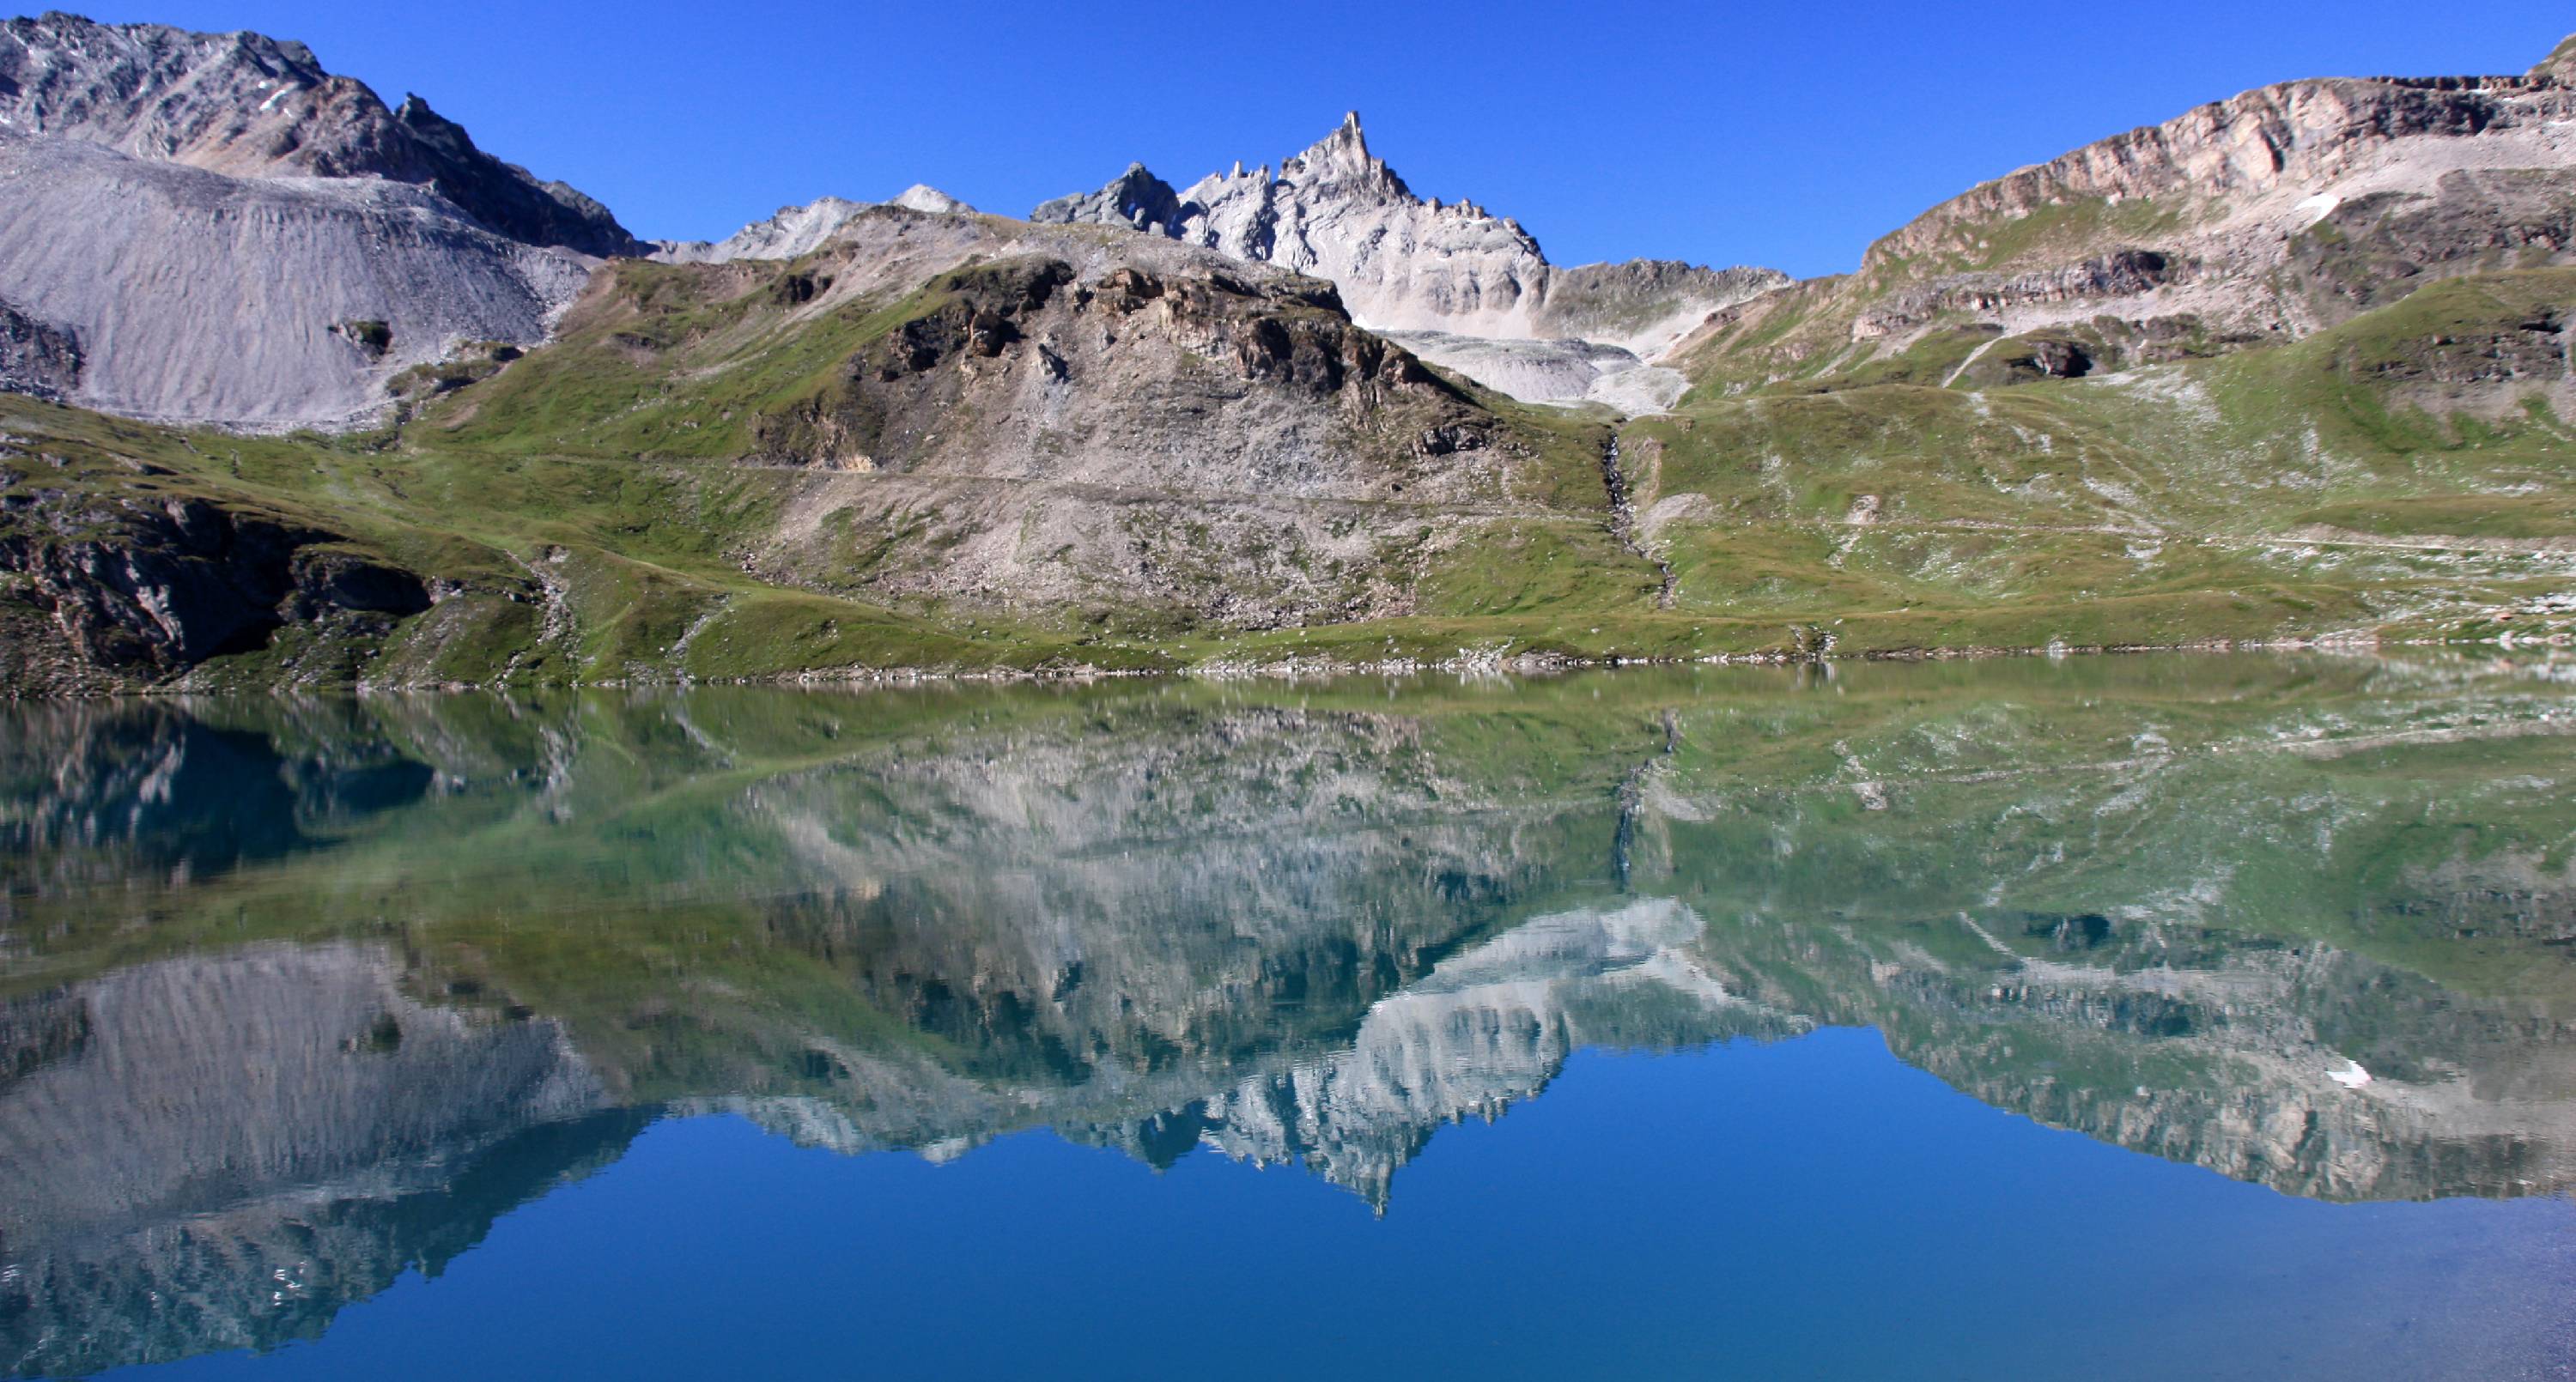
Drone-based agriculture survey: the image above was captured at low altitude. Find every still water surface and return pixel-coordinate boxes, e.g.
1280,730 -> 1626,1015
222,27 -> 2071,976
3,656 -> 2573,1379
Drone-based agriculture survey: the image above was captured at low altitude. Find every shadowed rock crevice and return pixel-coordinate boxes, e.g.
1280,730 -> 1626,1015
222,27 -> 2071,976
0,494 -> 428,678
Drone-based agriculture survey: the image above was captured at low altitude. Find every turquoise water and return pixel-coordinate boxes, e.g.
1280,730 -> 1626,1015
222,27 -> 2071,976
3,657 -> 2572,1378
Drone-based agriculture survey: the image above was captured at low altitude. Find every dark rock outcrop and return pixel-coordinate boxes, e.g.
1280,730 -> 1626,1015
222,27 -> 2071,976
1854,249 -> 2189,339
2288,168 -> 2576,312
0,299 -> 80,401
0,491 -> 429,682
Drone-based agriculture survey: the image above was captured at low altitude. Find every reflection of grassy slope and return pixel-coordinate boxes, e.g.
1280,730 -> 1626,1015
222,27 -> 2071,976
1626,659 -> 2576,1004
3,678 -> 1675,1119
10,658 -> 2571,1002
5,658 -> 2573,1195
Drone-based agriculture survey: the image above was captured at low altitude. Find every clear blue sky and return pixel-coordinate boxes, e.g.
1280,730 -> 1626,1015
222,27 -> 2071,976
70,2 -> 2576,276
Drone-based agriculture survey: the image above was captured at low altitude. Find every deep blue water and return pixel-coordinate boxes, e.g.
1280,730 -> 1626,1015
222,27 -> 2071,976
98,1031 -> 2576,1382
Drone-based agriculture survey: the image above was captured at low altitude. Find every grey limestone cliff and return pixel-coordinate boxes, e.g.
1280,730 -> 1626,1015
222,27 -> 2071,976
0,13 -> 639,255
0,13 -> 639,426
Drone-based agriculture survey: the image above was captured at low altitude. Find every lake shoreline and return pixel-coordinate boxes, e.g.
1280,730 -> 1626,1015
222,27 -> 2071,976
15,627 -> 2576,700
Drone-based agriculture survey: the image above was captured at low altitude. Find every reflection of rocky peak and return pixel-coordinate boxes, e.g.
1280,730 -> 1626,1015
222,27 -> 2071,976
1665,840 -> 2576,1202
5,665 -> 2576,1376
0,943 -> 612,1377
726,705 -> 1614,1116
1911,943 -> 2576,1201
1198,898 -> 1794,1208
684,897 -> 1788,1210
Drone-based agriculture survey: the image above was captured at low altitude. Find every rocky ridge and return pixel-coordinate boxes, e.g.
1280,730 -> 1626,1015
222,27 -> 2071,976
0,13 -> 638,425
651,185 -> 975,264
0,478 -> 430,688
0,13 -> 640,254
440,206 -> 1602,629
0,23 -> 2573,687
1033,113 -> 1789,409
1684,39 -> 2576,388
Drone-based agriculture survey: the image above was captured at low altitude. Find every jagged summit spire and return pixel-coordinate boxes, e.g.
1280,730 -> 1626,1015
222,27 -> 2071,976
1283,110 -> 1405,196
1302,111 -> 1369,160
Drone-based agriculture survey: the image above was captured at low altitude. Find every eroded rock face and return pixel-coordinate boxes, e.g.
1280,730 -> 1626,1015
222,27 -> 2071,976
567,210 -> 1540,626
2287,167 -> 2576,312
1032,113 -> 1787,405
0,15 -> 636,426
0,14 -> 641,256
1684,35 -> 2576,389
1852,250 -> 2191,340
1865,75 -> 2576,275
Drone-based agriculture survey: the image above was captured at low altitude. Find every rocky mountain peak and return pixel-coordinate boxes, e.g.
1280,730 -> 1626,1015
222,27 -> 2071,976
1031,161 -> 1184,233
1279,110 -> 1410,199
0,12 -> 640,257
652,185 -> 975,264
890,184 -> 975,215
391,92 -> 477,165
1030,115 -> 1786,408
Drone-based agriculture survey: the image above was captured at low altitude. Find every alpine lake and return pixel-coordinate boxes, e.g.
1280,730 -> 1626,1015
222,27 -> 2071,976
3,653 -> 2573,1379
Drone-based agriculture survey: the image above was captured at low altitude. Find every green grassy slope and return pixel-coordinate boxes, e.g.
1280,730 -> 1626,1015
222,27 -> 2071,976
1614,269 -> 2576,656
2,258 -> 2570,691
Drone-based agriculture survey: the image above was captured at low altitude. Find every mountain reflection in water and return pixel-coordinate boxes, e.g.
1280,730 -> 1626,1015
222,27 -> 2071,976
3,656 -> 2574,1378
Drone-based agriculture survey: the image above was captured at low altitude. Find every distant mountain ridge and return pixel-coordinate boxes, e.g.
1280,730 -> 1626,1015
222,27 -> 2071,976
651,185 -> 975,264
0,12 -> 641,255
1030,112 -> 1791,409
1680,40 -> 2576,392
